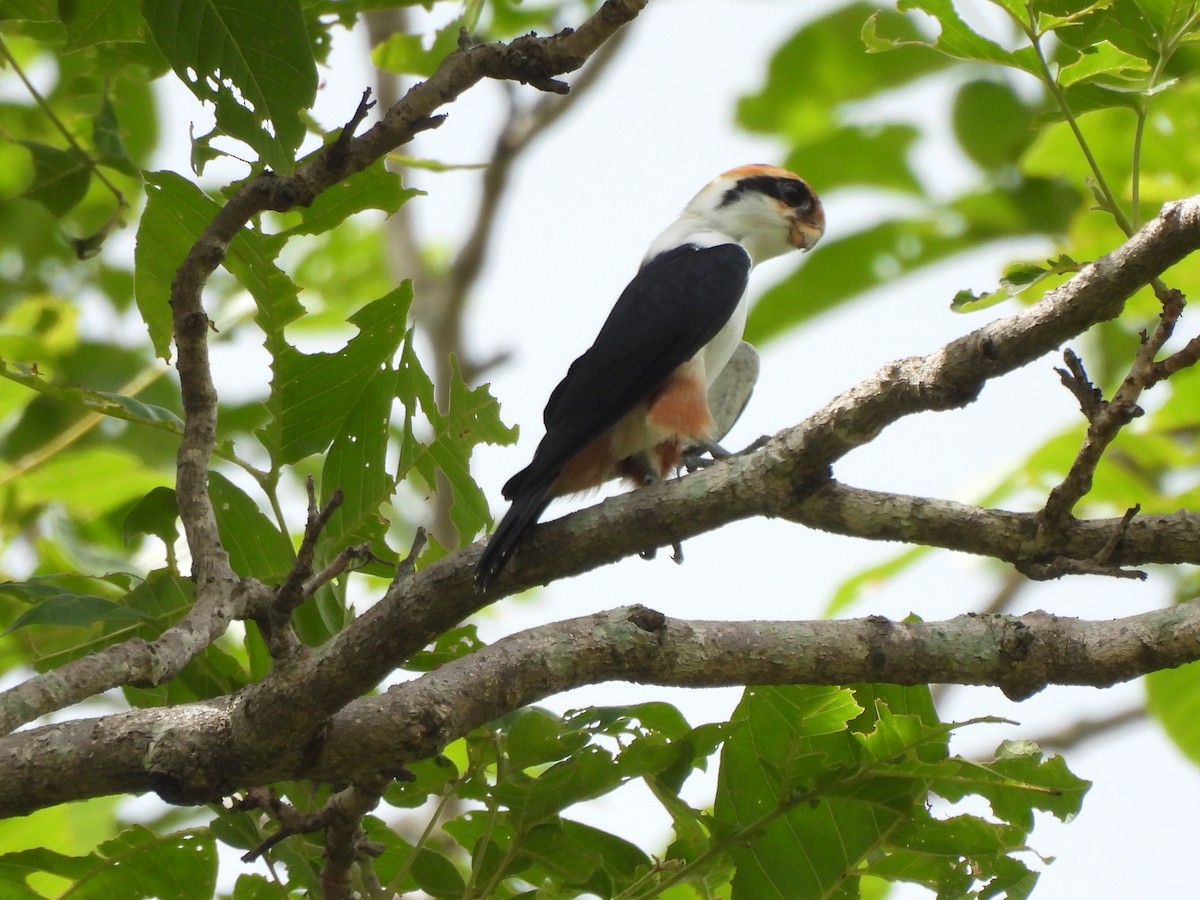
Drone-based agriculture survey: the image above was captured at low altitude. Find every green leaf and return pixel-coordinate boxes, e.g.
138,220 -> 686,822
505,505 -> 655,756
0,361 -> 184,432
409,846 -> 466,897
0,826 -> 217,900
386,154 -> 488,172
230,224 -> 305,358
92,95 -> 134,169
316,365 -> 397,560
930,740 -> 1091,829
398,352 -> 517,543
403,623 -> 486,672
60,0 -> 145,51
260,285 -> 411,466
521,820 -> 650,895
951,254 -> 1083,312
710,685 -> 1063,899
746,178 -> 1082,345
123,486 -> 179,546
142,0 -> 318,171
0,0 -> 59,20
739,3 -> 950,137
1130,0 -> 1175,31
135,172 -> 221,360
506,707 -> 583,770
863,0 -> 1041,75
714,685 -> 895,900
953,79 -> 1036,169
267,159 -> 420,245
4,573 -> 196,672
15,447 -> 170,517
492,746 -> 622,831
209,471 -> 295,581
785,124 -> 925,194
230,873 -> 279,900
1147,659 -> 1200,764
384,755 -> 459,812
372,18 -> 461,77
3,591 -> 142,634
1058,38 -> 1151,85
18,142 -> 90,216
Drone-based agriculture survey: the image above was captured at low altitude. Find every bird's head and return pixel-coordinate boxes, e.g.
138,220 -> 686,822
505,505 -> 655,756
685,164 -> 825,264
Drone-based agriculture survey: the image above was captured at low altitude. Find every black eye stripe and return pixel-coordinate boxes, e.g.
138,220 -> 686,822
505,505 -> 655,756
720,174 -> 813,210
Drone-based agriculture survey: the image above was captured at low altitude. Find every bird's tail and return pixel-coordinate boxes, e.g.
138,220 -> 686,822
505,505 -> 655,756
475,485 -> 552,591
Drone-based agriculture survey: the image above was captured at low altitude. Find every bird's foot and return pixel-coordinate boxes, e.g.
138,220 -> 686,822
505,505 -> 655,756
640,541 -> 684,564
683,435 -> 771,472
683,441 -> 731,472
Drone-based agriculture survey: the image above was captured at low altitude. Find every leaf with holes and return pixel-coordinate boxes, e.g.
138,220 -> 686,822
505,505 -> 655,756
142,0 -> 317,171
258,285 -> 410,467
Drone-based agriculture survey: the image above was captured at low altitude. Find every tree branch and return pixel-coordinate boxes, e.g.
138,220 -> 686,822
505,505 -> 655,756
10,192 -> 1196,814
217,194 -> 1200,764
1042,287 -> 1190,529
1031,704 -> 1148,752
166,0 -> 650,629
4,599 -> 1200,815
0,576 -> 266,735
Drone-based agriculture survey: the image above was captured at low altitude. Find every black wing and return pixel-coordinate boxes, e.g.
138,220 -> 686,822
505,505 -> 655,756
504,242 -> 751,500
476,241 -> 750,590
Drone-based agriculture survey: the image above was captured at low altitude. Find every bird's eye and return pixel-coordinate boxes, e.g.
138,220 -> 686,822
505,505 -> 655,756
779,180 -> 812,210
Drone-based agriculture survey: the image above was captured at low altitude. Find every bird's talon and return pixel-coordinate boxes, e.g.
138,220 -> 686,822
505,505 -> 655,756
683,441 -> 733,472
671,541 -> 684,564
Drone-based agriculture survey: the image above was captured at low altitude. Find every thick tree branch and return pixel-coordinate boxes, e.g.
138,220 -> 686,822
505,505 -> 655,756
5,599 -> 1200,815
9,192 -> 1196,814
217,195 -> 1200,765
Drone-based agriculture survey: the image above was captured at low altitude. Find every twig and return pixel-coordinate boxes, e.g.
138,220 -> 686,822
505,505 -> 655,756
300,544 -> 377,600
1054,349 -> 1105,419
327,88 -> 377,173
319,777 -> 389,900
397,24 -> 628,544
275,479 -> 345,614
1032,704 -> 1148,751
1040,286 -> 1193,539
386,527 -> 428,598
0,573 -> 272,736
440,24 -> 630,346
239,775 -> 390,900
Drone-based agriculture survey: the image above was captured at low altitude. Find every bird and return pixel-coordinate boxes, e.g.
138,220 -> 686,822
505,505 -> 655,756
475,164 -> 825,590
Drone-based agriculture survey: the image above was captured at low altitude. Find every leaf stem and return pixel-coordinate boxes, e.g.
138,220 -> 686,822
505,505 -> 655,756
1022,17 -> 1133,236
0,363 -> 271,489
383,781 -> 460,895
0,35 -> 127,210
0,365 -> 164,487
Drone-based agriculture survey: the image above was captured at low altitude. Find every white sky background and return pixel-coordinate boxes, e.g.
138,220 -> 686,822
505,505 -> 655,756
158,0 -> 1197,896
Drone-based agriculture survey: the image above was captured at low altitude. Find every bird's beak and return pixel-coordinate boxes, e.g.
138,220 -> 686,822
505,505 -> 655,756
789,214 -> 825,252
